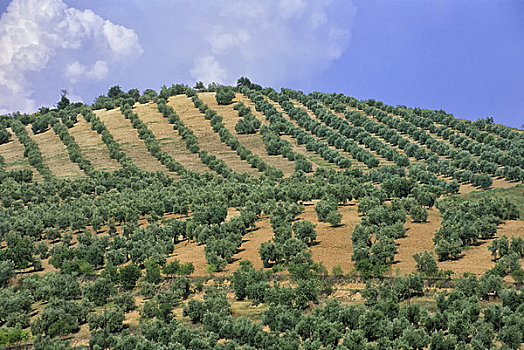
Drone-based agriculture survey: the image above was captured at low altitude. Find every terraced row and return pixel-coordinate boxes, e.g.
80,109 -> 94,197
0,94 -> 307,180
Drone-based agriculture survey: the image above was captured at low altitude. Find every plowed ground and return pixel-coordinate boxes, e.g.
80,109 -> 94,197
167,95 -> 260,175
94,107 -> 171,174
26,126 -> 84,179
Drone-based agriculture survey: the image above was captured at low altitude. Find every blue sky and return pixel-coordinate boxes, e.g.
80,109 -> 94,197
0,0 -> 522,128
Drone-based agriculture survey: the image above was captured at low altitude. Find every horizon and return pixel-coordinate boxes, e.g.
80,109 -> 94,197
0,0 -> 522,128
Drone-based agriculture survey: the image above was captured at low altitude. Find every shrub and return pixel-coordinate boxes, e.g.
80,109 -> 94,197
215,86 -> 235,105
413,251 -> 438,276
326,211 -> 342,227
409,205 -> 428,223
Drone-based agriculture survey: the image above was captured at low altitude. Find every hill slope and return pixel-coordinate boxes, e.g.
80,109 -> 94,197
0,83 -> 523,348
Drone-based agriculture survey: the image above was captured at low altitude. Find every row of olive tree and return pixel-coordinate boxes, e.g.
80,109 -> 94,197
240,87 -> 314,172
190,92 -> 283,179
434,196 -> 519,262
266,90 -> 355,168
286,89 -> 403,168
9,119 -> 54,181
119,102 -> 189,176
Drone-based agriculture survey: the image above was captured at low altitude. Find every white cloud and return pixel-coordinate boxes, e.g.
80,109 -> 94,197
0,0 -> 356,112
65,61 -> 86,83
278,0 -> 307,19
86,61 -> 109,81
0,0 -> 142,114
66,60 -> 109,83
185,0 -> 355,87
209,29 -> 250,55
190,55 -> 227,85
310,10 -> 328,29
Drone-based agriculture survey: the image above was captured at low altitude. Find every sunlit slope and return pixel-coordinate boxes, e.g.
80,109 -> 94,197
0,90 -> 521,190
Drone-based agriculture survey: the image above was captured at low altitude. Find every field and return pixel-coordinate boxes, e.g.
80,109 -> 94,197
0,84 -> 523,348
1,89 -> 522,277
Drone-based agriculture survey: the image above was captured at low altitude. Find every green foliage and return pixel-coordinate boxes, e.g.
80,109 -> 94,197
145,258 -> 162,284
382,176 -> 416,198
56,95 -> 70,110
413,250 -> 438,276
215,86 -> 235,105
0,128 -> 11,145
231,261 -> 269,304
0,289 -> 33,328
84,277 -> 115,307
0,81 -> 523,349
235,113 -> 261,134
292,220 -> 317,246
326,210 -> 342,227
183,299 -> 206,323
0,327 -> 30,346
113,292 -> 137,312
119,264 -> 142,290
0,260 -> 15,288
434,196 -> 518,261
31,299 -> 88,338
88,308 -> 125,334
315,199 -> 338,222
409,204 -> 428,223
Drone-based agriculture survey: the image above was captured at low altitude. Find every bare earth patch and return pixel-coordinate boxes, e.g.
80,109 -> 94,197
168,240 -> 208,276
132,102 -> 212,174
223,217 -> 275,272
0,128 -> 42,181
26,126 -> 84,179
298,202 -> 359,274
167,95 -> 260,175
68,116 -> 121,172
94,107 -> 171,174
438,219 -> 524,276
394,208 -> 442,275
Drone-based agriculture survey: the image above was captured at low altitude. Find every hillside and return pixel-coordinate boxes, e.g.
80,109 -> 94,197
0,81 -> 523,348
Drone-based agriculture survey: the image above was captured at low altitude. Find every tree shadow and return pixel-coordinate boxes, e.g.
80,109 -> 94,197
247,226 -> 260,233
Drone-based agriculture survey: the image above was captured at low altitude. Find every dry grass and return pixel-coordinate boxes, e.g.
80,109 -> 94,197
132,102 -> 212,174
294,100 -> 380,170
222,217 -> 275,272
167,240 -> 208,276
236,93 -> 325,172
394,208 -> 442,275
459,177 -> 519,194
69,116 -> 121,172
326,107 -> 397,167
216,201 -> 361,275
199,92 -> 296,177
216,198 -> 522,278
26,126 -> 84,179
438,219 -> 524,276
264,97 -> 342,170
94,107 -> 172,174
394,205 -> 524,277
166,95 -> 260,175
0,128 -> 43,181
299,202 -> 359,274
